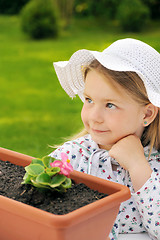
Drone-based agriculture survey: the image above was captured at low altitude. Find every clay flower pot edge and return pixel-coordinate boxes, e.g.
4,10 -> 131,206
0,147 -> 131,240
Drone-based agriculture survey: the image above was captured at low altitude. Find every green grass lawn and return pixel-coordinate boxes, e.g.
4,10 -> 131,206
0,15 -> 160,158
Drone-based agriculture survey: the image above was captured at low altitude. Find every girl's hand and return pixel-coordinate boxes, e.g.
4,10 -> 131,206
109,135 -> 152,191
109,135 -> 145,171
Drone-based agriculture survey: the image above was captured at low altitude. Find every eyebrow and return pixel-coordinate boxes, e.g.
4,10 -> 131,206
83,92 -> 121,104
83,92 -> 90,97
104,98 -> 120,103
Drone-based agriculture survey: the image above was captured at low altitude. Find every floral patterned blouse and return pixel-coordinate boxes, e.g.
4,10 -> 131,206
50,134 -> 160,240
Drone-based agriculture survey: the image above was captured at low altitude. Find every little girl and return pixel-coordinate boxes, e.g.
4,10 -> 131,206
50,38 -> 160,240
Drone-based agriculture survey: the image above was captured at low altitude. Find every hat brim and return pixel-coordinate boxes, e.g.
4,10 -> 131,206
53,49 -> 138,102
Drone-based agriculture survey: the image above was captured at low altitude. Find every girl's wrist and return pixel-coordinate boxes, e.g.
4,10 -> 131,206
129,162 -> 152,192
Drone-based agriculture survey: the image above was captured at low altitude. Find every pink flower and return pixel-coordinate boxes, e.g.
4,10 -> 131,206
50,153 -> 73,177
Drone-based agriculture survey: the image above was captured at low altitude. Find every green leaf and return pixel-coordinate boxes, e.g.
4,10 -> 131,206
31,158 -> 44,166
31,177 -> 45,188
46,167 -> 60,176
22,172 -> 32,184
25,164 -> 45,177
50,174 -> 66,188
61,178 -> 72,189
36,173 -> 51,185
42,156 -> 55,168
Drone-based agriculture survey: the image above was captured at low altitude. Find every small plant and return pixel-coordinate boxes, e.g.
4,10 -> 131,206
22,153 -> 73,192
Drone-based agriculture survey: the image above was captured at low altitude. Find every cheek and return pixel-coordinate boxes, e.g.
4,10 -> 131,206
107,113 -> 128,133
106,112 -> 120,126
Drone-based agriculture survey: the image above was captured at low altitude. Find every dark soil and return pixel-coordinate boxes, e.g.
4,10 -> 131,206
0,160 -> 107,215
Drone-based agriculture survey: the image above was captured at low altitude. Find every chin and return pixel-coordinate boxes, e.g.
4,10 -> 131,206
91,137 -> 113,149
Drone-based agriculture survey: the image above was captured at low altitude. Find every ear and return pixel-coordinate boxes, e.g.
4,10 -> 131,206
143,103 -> 158,127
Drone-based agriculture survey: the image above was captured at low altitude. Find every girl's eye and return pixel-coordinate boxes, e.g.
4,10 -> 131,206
106,103 -> 116,109
85,97 -> 93,104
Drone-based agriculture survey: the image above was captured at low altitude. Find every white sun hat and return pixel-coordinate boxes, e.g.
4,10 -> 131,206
53,38 -> 160,107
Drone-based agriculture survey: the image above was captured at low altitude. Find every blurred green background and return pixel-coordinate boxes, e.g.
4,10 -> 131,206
0,0 -> 159,158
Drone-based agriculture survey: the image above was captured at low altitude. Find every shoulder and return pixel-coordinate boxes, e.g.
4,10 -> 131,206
144,145 -> 160,172
144,145 -> 160,161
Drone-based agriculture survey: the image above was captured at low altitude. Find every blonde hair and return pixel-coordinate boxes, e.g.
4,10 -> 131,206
74,60 -> 160,152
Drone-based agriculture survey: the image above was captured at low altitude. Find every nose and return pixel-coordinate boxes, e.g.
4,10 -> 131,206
90,106 -> 104,123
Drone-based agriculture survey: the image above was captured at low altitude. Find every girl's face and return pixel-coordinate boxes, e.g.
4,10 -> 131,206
81,70 -> 145,150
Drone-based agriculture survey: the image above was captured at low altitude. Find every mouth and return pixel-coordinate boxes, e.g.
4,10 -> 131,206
91,128 -> 109,134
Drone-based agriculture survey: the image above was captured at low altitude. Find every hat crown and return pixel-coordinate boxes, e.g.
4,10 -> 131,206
101,38 -> 160,96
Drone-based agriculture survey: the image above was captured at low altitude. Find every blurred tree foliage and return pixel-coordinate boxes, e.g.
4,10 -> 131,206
74,0 -> 119,19
74,0 -> 159,32
0,0 -> 159,20
0,0 -> 29,14
54,0 -> 75,26
74,0 -> 160,20
142,0 -> 160,19
116,0 -> 150,32
0,0 -> 159,33
21,0 -> 58,39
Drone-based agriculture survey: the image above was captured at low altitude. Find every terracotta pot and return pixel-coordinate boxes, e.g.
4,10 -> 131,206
0,147 -> 131,240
